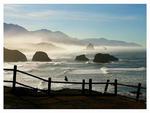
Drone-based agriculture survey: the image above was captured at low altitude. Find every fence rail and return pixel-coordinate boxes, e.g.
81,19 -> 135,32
17,70 -> 48,82
118,83 -> 146,89
4,65 -> 146,101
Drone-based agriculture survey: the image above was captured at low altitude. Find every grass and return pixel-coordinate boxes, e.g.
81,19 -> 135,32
4,86 -> 146,109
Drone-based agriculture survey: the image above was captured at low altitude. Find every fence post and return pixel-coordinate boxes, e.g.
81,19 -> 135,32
114,79 -> 117,96
48,77 -> 51,95
89,79 -> 92,95
104,79 -> 110,94
12,65 -> 17,92
34,88 -> 38,97
82,79 -> 85,94
136,83 -> 141,101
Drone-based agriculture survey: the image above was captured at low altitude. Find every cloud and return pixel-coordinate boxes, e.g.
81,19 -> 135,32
4,5 -> 138,22
4,5 -> 22,12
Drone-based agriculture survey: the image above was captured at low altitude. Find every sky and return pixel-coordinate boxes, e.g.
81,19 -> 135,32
4,4 -> 146,46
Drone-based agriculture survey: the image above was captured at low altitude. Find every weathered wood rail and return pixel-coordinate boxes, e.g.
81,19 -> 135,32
4,65 -> 146,101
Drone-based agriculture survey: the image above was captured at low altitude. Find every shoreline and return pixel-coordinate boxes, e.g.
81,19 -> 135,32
4,86 -> 146,109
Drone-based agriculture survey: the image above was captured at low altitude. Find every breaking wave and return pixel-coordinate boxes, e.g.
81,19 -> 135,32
100,67 -> 146,74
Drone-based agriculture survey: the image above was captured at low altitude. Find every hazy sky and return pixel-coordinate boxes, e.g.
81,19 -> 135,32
4,4 -> 146,46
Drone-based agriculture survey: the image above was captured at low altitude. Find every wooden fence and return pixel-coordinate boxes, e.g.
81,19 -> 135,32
4,65 -> 146,101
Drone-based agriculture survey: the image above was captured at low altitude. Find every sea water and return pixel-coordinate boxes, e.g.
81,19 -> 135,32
4,49 -> 146,100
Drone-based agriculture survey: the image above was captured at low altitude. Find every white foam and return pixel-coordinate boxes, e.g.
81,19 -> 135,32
100,67 -> 109,74
68,67 -> 146,75
68,69 -> 108,75
37,80 -> 71,90
52,62 -> 63,66
107,67 -> 146,71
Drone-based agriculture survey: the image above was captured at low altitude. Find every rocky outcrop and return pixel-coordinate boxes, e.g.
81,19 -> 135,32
93,53 -> 118,63
86,43 -> 94,50
4,48 -> 27,62
32,51 -> 52,62
75,55 -> 89,61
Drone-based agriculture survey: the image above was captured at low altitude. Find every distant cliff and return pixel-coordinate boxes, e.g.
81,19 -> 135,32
4,48 -> 27,62
4,23 -> 141,47
82,38 -> 141,47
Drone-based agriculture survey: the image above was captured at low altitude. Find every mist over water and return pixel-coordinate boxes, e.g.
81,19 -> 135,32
4,33 -> 146,100
4,45 -> 146,100
4,36 -> 145,60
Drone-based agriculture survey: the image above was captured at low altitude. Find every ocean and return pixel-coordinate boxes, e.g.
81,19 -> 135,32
4,48 -> 146,100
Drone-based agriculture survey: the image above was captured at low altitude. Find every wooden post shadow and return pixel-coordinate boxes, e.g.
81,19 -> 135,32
12,65 -> 17,93
114,79 -> 117,96
89,79 -> 92,95
104,79 -> 110,94
82,79 -> 85,94
136,83 -> 141,101
48,77 -> 51,96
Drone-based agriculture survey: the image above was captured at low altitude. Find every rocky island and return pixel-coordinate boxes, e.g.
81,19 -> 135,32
4,48 -> 27,62
32,51 -> 52,62
75,54 -> 89,61
93,53 -> 118,63
86,43 -> 94,50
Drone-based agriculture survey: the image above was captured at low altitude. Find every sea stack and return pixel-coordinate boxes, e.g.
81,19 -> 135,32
4,48 -> 27,62
93,53 -> 118,63
32,51 -> 52,62
75,54 -> 89,61
86,43 -> 94,50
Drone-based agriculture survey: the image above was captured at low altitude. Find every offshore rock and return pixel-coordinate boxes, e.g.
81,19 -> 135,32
32,51 -> 52,62
75,54 -> 89,61
93,53 -> 118,63
4,48 -> 27,62
86,43 -> 94,50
